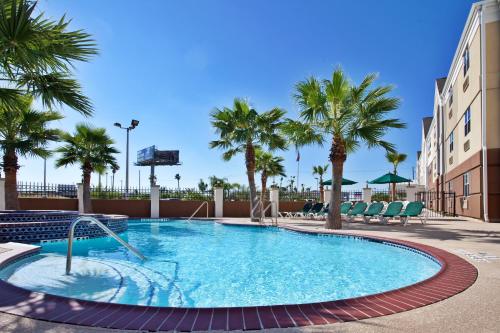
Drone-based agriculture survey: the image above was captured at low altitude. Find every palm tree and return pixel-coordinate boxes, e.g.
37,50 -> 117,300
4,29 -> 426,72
295,67 -> 405,229
210,98 -> 286,221
174,173 -> 181,191
55,124 -> 119,213
255,150 -> 286,204
0,0 -> 97,115
312,164 -> 329,202
111,164 -> 119,190
0,96 -> 62,209
198,179 -> 208,192
281,119 -> 323,190
385,151 -> 407,201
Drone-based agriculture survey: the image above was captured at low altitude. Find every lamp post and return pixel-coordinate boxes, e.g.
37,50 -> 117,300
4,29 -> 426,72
114,119 -> 139,198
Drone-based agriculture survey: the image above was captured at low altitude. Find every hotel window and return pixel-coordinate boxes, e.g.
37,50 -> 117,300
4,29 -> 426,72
464,107 -> 471,136
449,131 -> 454,152
463,172 -> 470,197
463,47 -> 470,76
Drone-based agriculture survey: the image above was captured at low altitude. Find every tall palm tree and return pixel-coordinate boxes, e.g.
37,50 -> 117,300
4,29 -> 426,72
210,98 -> 286,221
281,119 -> 323,190
0,95 -> 62,209
111,164 -> 119,190
255,150 -> 286,204
386,151 -> 407,201
312,164 -> 329,202
174,173 -> 181,191
295,67 -> 405,229
55,124 -> 119,213
0,0 -> 97,115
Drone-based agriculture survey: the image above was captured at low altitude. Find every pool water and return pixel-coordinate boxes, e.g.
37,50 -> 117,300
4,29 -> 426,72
0,220 -> 441,308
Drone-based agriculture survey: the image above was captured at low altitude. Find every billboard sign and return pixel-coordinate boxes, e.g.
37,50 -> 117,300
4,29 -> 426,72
137,146 -> 155,163
156,150 -> 179,164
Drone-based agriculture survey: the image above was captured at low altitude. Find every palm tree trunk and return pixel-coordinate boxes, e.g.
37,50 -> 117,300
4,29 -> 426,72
319,177 -> 324,202
3,150 -> 19,210
261,172 -> 267,214
327,138 -> 346,229
82,167 -> 92,213
245,143 -> 260,222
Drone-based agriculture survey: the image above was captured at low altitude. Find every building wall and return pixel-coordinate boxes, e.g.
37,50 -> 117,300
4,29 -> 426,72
19,198 -> 78,211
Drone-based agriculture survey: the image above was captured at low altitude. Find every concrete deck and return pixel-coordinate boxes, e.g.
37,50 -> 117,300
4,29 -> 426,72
0,217 -> 499,332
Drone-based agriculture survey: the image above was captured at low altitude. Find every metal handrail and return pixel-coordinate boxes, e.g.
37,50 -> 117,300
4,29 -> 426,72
66,216 -> 146,275
250,199 -> 263,220
262,201 -> 278,226
187,201 -> 209,221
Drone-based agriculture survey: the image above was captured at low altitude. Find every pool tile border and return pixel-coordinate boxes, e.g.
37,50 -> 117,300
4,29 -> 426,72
0,224 -> 478,331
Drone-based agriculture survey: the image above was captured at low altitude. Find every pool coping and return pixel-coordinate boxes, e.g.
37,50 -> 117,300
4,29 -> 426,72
0,222 -> 478,332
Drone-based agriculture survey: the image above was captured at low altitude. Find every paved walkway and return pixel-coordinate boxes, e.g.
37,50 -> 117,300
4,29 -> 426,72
0,217 -> 499,332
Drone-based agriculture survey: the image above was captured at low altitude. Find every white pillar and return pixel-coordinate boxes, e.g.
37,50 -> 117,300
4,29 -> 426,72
77,183 -> 84,213
0,178 -> 5,211
270,187 -> 279,217
363,187 -> 372,202
404,185 -> 418,202
324,189 -> 331,203
214,187 -> 224,218
151,185 -> 160,218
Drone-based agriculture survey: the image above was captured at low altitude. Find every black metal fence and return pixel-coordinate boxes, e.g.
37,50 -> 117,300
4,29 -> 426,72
91,186 -> 151,200
159,188 -> 213,201
371,189 -> 407,202
415,191 -> 456,217
17,182 -> 77,198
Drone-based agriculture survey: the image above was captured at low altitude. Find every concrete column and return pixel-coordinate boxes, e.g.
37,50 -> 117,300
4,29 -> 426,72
270,187 -> 279,217
324,189 -> 331,203
151,185 -> 160,218
404,185 -> 419,202
214,187 -> 224,217
0,178 -> 5,211
363,187 -> 372,202
77,183 -> 84,213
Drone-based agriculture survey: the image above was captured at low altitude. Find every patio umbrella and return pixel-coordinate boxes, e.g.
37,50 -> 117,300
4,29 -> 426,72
368,172 -> 411,184
322,178 -> 357,186
368,172 -> 411,201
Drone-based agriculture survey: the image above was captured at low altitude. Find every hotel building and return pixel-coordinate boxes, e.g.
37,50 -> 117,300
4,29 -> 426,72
416,0 -> 499,222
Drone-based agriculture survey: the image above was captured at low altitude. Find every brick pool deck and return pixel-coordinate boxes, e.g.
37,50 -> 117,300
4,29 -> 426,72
0,217 -> 499,332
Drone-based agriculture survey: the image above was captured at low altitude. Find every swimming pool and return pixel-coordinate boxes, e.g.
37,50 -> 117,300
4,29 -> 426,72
0,219 -> 441,308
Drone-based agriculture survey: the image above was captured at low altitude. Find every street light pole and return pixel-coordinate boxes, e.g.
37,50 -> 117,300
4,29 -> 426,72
114,119 -> 139,199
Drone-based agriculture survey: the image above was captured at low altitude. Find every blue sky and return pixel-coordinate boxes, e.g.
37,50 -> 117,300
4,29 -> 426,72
19,0 -> 475,189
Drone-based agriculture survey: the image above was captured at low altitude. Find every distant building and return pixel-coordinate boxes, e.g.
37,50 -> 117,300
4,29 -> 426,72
415,0 -> 499,222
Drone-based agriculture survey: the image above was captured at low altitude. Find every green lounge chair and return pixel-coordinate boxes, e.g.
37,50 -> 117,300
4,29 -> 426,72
340,202 -> 353,215
345,202 -> 368,222
281,202 -> 313,218
362,202 -> 384,224
306,202 -> 324,218
398,201 -> 426,226
380,201 -> 404,224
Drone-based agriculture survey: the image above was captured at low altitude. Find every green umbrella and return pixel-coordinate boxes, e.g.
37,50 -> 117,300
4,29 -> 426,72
322,178 -> 357,186
368,172 -> 411,184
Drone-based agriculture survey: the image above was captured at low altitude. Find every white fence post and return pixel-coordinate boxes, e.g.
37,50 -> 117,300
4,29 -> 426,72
324,189 -> 331,203
0,178 -> 5,211
151,185 -> 160,218
363,187 -> 372,203
77,183 -> 84,213
270,187 -> 279,217
214,187 -> 223,218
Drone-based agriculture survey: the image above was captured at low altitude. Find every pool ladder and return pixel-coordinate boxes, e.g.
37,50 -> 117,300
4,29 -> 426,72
66,216 -> 146,275
252,200 -> 278,226
187,201 -> 209,221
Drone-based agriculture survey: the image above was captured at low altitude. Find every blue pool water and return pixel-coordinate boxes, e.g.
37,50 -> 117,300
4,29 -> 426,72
0,220 -> 440,307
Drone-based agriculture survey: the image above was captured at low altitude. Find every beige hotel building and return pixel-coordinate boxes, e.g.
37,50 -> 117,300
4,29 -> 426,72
416,0 -> 499,222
